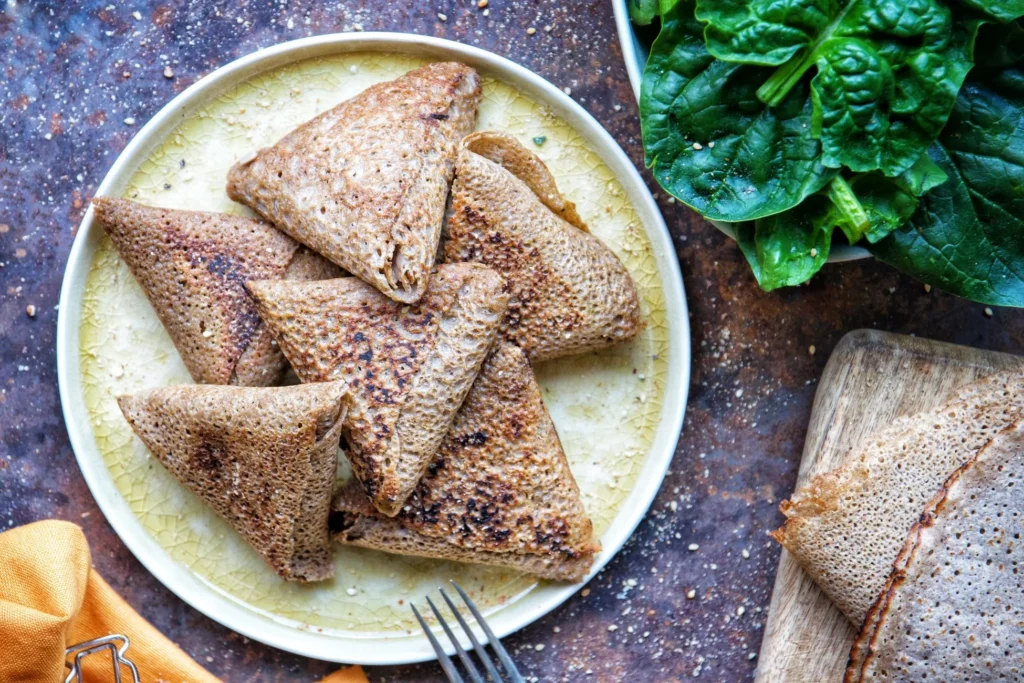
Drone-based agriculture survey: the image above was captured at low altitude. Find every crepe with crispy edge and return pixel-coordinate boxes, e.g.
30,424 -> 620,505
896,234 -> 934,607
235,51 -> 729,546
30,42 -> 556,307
117,381 -> 350,582
226,62 -> 481,304
444,131 -> 641,361
845,422 -> 1024,682
248,263 -> 508,517
93,197 -> 341,386
772,372 -> 1024,623
332,342 -> 600,582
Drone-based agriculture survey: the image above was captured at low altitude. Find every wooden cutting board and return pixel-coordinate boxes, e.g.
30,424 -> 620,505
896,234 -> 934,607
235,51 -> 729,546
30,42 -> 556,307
754,329 -> 1024,683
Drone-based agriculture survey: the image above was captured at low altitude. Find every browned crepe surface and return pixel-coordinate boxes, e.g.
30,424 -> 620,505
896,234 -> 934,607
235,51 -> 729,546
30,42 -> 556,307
94,197 -> 341,386
444,131 -> 641,362
248,263 -> 508,517
333,342 -> 599,582
118,381 -> 350,582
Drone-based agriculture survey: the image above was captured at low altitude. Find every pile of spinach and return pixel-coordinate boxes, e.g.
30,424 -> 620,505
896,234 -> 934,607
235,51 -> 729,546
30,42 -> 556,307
636,0 -> 1024,306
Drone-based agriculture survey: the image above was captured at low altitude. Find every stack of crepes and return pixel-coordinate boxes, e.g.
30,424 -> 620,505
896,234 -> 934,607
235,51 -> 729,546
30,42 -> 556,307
772,372 -> 1024,681
95,62 -> 644,586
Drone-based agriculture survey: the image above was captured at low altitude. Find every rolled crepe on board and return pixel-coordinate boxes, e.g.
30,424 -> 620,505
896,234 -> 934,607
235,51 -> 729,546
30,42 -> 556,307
227,62 -> 482,304
248,263 -> 508,517
444,131 -> 642,362
93,197 -> 342,386
845,421 -> 1024,682
117,381 -> 350,582
332,342 -> 600,582
772,371 -> 1024,623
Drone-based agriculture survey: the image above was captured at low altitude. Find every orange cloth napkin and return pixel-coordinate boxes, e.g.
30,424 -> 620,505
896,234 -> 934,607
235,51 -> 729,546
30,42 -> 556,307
0,520 -> 367,683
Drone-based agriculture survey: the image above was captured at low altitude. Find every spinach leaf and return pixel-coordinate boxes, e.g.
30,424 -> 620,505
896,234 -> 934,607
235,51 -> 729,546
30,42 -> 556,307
868,54 -> 1024,306
695,0 -> 837,67
839,152 -> 948,243
972,20 -> 1024,69
695,0 -> 981,177
629,0 -> 681,25
952,0 -> 1024,23
846,173 -> 921,242
738,167 -> 922,290
641,1 -> 837,221
735,196 -> 834,291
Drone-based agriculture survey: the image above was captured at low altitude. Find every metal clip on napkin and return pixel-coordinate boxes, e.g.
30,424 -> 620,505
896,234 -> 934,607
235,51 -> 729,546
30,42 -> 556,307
65,634 -> 140,683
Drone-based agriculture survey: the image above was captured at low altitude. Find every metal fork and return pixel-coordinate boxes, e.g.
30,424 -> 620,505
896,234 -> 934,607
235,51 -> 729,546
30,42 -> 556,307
412,581 -> 526,683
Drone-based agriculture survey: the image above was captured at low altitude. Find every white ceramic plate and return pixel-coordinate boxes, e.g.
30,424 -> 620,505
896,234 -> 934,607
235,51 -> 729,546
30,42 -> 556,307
610,1 -> 870,263
56,33 -> 690,665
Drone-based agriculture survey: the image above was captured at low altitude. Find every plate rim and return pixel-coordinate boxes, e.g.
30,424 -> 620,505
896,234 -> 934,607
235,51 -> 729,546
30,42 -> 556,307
55,31 -> 691,666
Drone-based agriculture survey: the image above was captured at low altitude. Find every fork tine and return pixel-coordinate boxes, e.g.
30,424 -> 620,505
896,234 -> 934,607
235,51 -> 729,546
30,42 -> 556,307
440,588 -> 505,683
412,603 -> 466,683
426,595 -> 485,683
451,581 -> 526,683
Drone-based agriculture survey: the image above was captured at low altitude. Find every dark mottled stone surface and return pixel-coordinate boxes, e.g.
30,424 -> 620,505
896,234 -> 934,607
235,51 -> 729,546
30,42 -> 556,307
1,1 -> 1021,681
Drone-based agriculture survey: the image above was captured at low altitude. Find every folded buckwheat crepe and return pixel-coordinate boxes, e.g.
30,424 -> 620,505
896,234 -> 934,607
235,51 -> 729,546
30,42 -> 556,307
332,342 -> 599,581
248,263 -> 508,517
227,62 -> 482,304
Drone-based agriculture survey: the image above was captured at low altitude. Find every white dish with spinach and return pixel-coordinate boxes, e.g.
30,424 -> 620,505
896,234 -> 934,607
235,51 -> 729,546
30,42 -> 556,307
621,0 -> 1024,305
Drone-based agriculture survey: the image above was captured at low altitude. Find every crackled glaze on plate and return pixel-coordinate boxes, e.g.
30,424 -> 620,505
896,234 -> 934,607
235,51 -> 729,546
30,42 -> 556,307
78,52 -> 670,636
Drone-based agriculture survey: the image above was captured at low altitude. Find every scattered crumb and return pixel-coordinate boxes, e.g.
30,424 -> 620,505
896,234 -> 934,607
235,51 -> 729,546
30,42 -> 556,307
163,66 -> 174,79
123,117 -> 136,125
527,27 -> 537,35
345,587 -> 358,596
809,248 -> 818,258
809,345 -> 816,356
25,305 -> 36,318
692,142 -> 703,150
607,624 -> 618,632
534,643 -> 545,651
581,588 -> 590,597
477,0 -> 488,6
984,307 -> 994,317
741,548 -> 750,559
688,543 -> 699,551
131,10 -> 142,20
437,12 -> 447,22
924,283 -> 932,293
687,589 -> 696,599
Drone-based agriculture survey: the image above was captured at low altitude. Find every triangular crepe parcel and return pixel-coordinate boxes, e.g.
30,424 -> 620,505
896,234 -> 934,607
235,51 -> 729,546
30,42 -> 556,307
444,131 -> 641,361
93,197 -> 341,386
227,62 -> 481,304
331,342 -> 599,582
772,371 -> 1024,623
845,422 -> 1024,682
248,263 -> 508,517
117,381 -> 350,582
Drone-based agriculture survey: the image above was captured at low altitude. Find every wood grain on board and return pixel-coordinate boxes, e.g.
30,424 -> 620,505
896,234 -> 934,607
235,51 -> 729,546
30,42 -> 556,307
754,329 -> 1024,683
